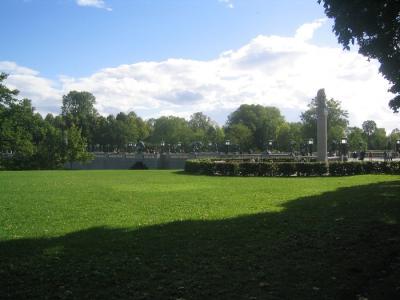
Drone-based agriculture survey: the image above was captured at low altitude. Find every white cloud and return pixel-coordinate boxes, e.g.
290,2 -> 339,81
219,0 -> 234,9
76,0 -> 112,11
295,19 -> 326,41
1,20 -> 399,131
0,61 -> 62,114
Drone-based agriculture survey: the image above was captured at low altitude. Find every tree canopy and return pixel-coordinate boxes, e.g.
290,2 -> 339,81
0,72 -> 398,169
318,0 -> 400,112
301,97 -> 349,146
226,104 -> 285,150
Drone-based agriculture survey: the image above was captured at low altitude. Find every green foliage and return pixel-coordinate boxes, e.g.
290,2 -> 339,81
0,73 -> 19,107
186,160 -> 328,177
226,104 -> 285,150
239,162 -> 261,176
296,162 -> 328,176
347,127 -> 367,151
148,115 -> 193,145
1,99 -> 41,169
301,96 -> 348,148
186,159 -> 399,177
65,125 -> 93,167
61,91 -> 99,144
319,0 -> 400,112
34,124 -> 66,169
362,120 -> 377,137
1,72 -> 398,170
329,161 -> 400,176
224,123 -> 253,151
275,162 -> 297,176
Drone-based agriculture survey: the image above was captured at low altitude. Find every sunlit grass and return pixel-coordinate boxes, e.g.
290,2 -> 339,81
1,171 -> 399,299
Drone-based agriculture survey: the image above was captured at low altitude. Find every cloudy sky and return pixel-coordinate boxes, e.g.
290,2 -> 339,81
1,0 -> 398,131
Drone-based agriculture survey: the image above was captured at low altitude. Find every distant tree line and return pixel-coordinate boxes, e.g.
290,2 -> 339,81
1,72 -> 399,169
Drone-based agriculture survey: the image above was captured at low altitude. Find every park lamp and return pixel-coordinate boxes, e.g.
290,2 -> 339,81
177,142 -> 182,147
396,139 -> 400,151
308,138 -> 314,156
225,140 -> 231,154
161,141 -> 165,153
341,138 -> 348,145
268,140 -> 273,146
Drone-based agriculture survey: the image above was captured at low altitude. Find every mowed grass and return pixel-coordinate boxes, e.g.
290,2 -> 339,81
1,171 -> 400,299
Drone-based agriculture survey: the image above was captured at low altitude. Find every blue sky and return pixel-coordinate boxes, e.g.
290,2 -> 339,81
1,0 -> 398,130
2,0 -> 335,78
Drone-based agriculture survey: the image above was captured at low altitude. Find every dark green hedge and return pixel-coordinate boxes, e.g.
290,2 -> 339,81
185,160 -> 400,177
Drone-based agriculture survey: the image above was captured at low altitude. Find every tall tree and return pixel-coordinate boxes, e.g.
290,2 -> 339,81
0,73 -> 19,107
362,120 -> 377,136
226,104 -> 285,150
276,122 -> 303,152
362,120 -> 377,149
318,0 -> 400,112
369,128 -> 387,150
347,127 -> 367,151
301,97 -> 349,148
150,116 -> 193,146
225,123 -> 253,152
65,125 -> 93,168
189,112 -> 220,144
61,91 -> 98,144
35,123 -> 66,169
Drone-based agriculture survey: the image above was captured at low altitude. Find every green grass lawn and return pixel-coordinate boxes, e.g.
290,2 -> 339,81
1,171 -> 400,299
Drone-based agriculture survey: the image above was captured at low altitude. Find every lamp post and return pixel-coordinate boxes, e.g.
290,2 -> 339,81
267,140 -> 273,153
308,138 -> 314,156
177,142 -> 182,153
128,142 -> 134,153
396,140 -> 400,153
340,138 -> 348,161
225,140 -> 231,154
161,140 -> 165,153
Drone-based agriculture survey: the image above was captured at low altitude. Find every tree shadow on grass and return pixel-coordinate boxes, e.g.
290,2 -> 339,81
1,181 -> 400,299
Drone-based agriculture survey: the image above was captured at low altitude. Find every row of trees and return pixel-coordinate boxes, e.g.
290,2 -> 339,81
1,72 -> 399,169
0,74 -> 91,169
56,88 -> 399,153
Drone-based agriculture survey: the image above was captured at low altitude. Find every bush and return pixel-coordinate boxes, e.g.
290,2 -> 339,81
184,160 -> 400,177
184,159 -> 214,175
215,161 -> 239,176
275,163 -> 297,176
259,163 -> 276,176
239,163 -> 260,176
297,163 -> 328,176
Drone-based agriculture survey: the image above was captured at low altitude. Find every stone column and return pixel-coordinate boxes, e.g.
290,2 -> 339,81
316,89 -> 328,162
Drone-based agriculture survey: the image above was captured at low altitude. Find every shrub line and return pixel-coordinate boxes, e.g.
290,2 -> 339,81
184,160 -> 400,176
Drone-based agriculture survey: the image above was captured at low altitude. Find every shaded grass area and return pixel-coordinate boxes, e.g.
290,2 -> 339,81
0,171 -> 400,299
